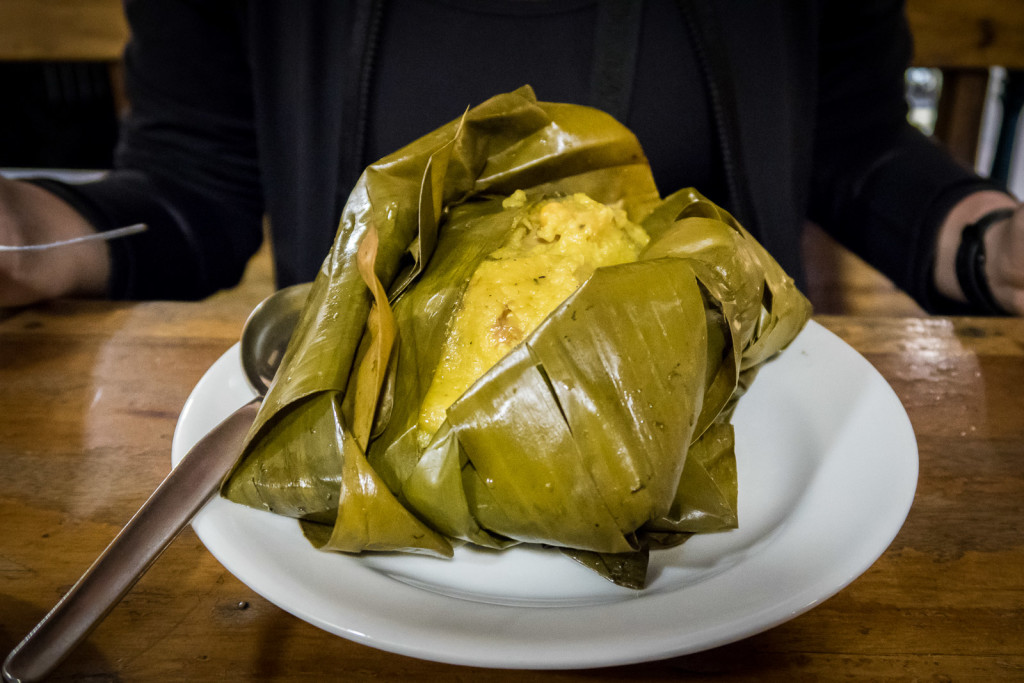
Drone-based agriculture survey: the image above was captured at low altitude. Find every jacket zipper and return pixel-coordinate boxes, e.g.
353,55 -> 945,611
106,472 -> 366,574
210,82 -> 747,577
342,0 -> 386,192
677,0 -> 755,231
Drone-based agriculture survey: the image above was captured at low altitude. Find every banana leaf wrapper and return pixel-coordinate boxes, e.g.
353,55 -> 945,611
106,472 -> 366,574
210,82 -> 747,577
222,86 -> 811,587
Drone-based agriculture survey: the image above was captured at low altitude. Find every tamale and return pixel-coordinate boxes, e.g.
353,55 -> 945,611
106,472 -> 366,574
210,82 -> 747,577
222,86 -> 812,588
416,190 -> 650,439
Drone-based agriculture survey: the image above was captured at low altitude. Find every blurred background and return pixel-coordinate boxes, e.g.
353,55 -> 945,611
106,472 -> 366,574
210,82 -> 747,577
0,0 -> 127,170
1,0 -> 1022,313
0,60 -> 120,169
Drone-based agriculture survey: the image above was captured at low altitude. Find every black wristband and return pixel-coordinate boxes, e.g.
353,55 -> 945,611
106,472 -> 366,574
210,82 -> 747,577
954,207 -> 1015,315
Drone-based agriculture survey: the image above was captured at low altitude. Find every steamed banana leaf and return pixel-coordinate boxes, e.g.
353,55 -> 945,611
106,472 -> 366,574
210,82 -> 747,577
222,86 -> 811,588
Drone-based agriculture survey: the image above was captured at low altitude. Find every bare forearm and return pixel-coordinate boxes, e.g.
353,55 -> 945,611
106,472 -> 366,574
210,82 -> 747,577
0,178 -> 110,307
933,189 -> 1023,315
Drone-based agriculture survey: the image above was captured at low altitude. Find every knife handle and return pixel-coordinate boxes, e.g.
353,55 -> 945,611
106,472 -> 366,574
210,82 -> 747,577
2,400 -> 259,683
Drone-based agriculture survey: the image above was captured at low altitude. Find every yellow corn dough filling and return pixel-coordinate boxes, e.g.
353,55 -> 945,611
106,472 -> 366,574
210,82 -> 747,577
417,190 -> 650,437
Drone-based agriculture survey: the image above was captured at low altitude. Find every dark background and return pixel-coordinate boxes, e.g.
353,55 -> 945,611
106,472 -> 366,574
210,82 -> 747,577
0,62 -> 119,168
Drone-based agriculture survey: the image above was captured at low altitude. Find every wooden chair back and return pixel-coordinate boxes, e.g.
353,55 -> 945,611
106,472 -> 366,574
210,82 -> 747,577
0,0 -> 128,62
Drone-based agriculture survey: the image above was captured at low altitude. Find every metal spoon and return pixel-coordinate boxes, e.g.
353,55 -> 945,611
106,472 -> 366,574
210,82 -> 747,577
2,281 -> 313,683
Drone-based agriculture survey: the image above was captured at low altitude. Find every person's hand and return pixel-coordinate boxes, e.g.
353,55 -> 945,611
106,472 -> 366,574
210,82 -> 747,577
0,177 -> 110,307
934,190 -> 1023,316
985,204 -> 1024,315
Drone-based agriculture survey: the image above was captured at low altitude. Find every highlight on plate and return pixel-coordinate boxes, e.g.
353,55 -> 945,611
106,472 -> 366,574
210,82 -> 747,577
221,86 -> 812,589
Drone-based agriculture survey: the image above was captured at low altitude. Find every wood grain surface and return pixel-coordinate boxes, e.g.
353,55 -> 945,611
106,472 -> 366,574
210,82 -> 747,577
2,282 -> 1022,681
0,0 -> 129,62
906,0 -> 1024,69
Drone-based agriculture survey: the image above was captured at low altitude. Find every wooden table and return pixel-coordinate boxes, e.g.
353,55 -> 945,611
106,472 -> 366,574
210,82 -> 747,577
1,294 -> 1022,681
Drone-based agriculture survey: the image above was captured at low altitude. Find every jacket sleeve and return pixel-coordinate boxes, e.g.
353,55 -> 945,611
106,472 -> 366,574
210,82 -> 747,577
807,0 -> 1006,313
32,0 -> 264,300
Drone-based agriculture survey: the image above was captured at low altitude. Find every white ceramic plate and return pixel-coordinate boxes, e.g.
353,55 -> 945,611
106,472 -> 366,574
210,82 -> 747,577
172,320 -> 917,669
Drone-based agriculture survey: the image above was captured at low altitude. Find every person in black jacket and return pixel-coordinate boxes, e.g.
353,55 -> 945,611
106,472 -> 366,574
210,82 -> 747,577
1,0 -> 1022,314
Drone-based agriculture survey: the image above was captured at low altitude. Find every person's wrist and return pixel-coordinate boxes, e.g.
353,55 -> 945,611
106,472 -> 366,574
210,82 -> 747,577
933,190 -> 1017,306
983,207 -> 1024,315
0,179 -> 110,306
955,208 -> 1014,314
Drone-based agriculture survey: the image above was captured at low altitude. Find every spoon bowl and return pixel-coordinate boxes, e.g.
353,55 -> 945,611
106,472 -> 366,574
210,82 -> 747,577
3,283 -> 312,683
241,282 -> 312,393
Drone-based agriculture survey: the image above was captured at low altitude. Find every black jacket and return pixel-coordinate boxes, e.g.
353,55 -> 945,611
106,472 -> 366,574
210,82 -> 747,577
37,0 -> 1000,311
